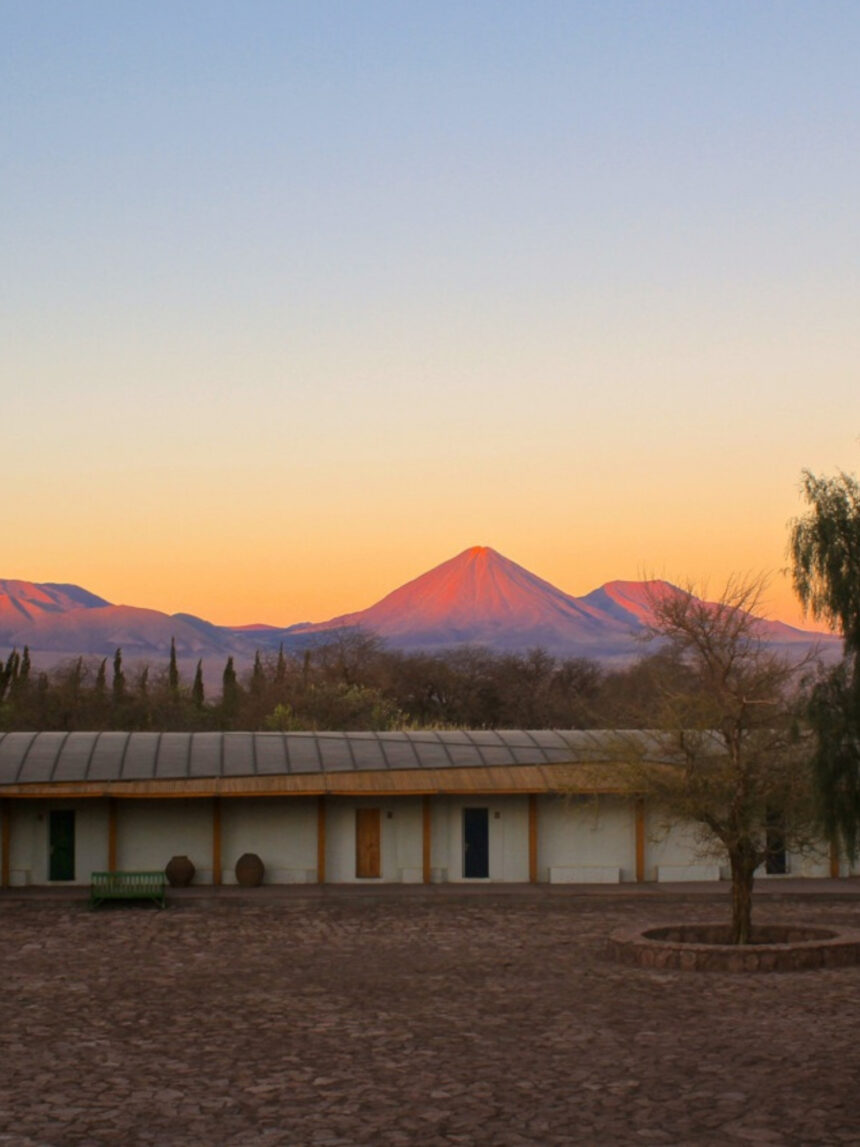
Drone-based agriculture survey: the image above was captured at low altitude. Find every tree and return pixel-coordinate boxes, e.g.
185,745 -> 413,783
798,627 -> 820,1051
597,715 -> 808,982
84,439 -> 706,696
19,646 -> 31,689
192,661 -> 205,710
168,637 -> 180,700
221,656 -> 240,728
0,649 -> 20,705
112,648 -> 126,703
250,651 -> 265,697
790,467 -> 860,856
624,578 -> 815,944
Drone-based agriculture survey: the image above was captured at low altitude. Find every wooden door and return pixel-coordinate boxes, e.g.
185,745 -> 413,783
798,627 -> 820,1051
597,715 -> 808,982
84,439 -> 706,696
355,808 -> 381,878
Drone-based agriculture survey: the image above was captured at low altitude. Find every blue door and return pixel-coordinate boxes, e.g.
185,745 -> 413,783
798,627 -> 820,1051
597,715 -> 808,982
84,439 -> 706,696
463,808 -> 489,878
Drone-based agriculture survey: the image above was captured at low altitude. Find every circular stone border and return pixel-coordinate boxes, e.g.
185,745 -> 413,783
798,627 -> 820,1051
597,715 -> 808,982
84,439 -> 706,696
609,923 -> 860,972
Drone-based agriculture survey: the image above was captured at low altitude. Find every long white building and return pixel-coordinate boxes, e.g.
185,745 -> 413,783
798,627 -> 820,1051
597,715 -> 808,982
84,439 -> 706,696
0,730 -> 840,888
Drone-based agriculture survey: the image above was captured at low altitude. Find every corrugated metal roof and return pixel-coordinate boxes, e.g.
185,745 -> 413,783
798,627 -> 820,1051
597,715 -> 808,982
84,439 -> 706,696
0,729 -> 659,789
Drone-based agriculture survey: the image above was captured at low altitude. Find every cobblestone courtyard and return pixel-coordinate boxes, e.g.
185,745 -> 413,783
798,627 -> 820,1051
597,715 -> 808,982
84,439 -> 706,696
1,889 -> 859,1146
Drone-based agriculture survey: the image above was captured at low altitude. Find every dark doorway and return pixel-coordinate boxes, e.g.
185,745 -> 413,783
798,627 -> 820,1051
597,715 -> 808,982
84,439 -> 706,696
49,810 -> 75,882
765,810 -> 787,875
463,807 -> 489,878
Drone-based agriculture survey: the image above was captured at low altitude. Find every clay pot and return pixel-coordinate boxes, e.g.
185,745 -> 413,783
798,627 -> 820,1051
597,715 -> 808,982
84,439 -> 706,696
235,852 -> 264,887
165,855 -> 195,888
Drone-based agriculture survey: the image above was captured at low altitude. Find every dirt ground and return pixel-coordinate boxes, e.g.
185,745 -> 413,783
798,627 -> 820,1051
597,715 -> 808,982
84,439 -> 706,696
1,888 -> 859,1146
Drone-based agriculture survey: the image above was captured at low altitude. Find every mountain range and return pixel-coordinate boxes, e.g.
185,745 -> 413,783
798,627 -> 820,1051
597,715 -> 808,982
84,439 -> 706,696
0,547 -> 839,673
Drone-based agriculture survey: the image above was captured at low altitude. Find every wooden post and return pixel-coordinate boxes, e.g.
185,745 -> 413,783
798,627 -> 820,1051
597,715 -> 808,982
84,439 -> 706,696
317,796 -> 326,884
212,797 -> 222,887
1,800 -> 10,890
422,796 -> 432,884
107,798 -> 118,871
528,794 -> 538,883
830,837 -> 840,879
635,798 -> 646,883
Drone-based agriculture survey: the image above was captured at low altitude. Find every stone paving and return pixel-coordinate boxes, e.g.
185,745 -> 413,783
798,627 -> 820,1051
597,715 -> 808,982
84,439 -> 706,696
1,889 -> 859,1146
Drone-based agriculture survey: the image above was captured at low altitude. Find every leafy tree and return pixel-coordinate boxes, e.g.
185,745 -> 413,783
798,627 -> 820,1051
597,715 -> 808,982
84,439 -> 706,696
264,702 -> 301,732
790,467 -> 860,855
621,578 -> 815,944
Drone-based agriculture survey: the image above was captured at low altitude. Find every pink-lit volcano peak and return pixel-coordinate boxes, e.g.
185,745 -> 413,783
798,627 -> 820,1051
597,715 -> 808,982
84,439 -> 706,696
296,545 -> 635,650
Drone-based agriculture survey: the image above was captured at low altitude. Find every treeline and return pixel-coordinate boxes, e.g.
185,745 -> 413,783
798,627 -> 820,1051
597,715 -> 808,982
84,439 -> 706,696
0,633 -> 693,732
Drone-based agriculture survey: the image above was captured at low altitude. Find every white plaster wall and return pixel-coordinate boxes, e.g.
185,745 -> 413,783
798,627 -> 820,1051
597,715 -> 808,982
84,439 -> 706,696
222,798 -> 317,884
9,803 -> 38,885
392,799 -> 424,882
9,800 -> 109,886
324,797 -> 423,883
118,800 -> 214,883
644,805 -> 726,881
429,798 -> 450,882
2,794 -> 847,888
538,795 -> 637,882
782,842 -> 831,878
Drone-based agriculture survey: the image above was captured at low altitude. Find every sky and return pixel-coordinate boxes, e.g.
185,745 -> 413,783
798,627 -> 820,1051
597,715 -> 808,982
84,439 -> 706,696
3,1 -> 859,631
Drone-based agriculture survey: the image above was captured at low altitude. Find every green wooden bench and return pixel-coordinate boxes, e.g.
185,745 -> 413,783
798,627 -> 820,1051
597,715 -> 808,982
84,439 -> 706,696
90,871 -> 167,909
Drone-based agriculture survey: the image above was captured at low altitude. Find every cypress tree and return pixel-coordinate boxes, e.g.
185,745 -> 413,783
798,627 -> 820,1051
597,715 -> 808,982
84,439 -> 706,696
112,648 -> 126,703
275,643 -> 286,686
93,658 -> 108,725
168,637 -> 179,698
251,650 -> 265,696
222,656 -> 239,727
192,660 -> 205,709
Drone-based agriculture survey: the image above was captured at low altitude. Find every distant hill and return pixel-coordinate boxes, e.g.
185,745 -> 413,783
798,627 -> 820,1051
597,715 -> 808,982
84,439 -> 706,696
0,579 -> 253,674
0,549 -> 841,673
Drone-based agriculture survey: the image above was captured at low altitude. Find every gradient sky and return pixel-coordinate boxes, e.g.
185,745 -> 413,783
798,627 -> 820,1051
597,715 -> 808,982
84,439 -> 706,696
4,1 -> 859,631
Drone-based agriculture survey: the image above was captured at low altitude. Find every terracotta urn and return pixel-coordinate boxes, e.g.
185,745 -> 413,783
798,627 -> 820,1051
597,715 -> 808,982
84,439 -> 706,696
235,852 -> 264,887
165,854 -> 195,887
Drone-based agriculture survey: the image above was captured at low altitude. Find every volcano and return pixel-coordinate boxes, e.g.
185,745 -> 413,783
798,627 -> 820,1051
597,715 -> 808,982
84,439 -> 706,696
291,545 -> 633,653
288,547 -> 837,659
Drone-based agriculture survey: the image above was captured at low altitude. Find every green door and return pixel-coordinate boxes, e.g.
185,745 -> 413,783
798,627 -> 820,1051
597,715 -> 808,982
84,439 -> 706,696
49,810 -> 75,881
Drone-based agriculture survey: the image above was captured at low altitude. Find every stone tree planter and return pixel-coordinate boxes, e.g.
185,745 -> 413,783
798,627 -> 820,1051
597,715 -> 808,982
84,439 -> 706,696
235,852 -> 265,887
609,923 -> 860,972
